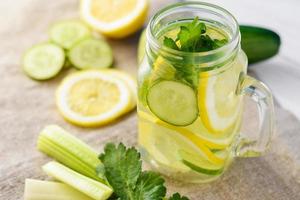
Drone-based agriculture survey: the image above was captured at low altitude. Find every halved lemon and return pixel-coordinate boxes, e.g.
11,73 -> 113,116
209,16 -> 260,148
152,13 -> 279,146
80,0 -> 149,38
198,55 -> 246,134
56,70 -> 131,127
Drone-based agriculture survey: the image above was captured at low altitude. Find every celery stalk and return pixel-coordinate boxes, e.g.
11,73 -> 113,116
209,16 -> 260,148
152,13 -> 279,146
38,138 -> 96,178
42,161 -> 112,200
37,125 -> 104,182
24,179 -> 93,200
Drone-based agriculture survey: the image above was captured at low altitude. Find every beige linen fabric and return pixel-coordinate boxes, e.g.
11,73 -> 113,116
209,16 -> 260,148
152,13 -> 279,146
0,0 -> 299,199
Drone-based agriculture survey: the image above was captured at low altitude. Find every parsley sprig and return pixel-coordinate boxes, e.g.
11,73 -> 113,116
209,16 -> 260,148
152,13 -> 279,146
160,17 -> 228,87
98,143 -> 190,200
163,17 -> 227,52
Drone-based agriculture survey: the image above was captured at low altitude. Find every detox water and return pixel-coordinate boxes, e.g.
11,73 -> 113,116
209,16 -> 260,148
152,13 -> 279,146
137,19 -> 247,183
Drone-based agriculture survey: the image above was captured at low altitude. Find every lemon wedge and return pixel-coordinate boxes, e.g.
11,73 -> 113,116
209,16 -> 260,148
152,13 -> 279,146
56,70 -> 131,127
80,0 -> 149,38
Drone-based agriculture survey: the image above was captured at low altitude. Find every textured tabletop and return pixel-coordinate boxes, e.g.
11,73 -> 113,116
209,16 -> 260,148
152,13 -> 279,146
0,0 -> 300,200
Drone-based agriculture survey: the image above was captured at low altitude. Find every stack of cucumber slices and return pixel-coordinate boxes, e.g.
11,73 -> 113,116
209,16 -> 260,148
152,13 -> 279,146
22,20 -> 113,80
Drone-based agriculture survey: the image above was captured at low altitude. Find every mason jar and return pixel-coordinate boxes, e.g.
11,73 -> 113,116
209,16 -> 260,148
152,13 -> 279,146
137,1 -> 274,183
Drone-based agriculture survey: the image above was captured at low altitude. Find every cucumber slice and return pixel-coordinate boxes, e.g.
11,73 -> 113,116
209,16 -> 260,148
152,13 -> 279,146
37,125 -> 104,182
24,179 -> 93,200
42,161 -> 113,200
240,25 -> 281,64
147,80 -> 198,126
50,20 -> 91,50
22,43 -> 65,80
179,150 -> 223,175
68,38 -> 113,69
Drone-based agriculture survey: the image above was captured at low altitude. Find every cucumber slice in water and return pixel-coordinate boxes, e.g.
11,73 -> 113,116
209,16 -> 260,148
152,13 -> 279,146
147,80 -> 198,126
42,161 -> 112,200
23,43 -> 65,80
68,38 -> 113,69
179,150 -> 223,175
50,20 -> 91,50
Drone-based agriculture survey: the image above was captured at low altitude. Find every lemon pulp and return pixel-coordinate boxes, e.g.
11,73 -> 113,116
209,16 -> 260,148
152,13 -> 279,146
56,70 -> 134,127
91,0 -> 138,23
68,79 -> 121,117
80,0 -> 149,38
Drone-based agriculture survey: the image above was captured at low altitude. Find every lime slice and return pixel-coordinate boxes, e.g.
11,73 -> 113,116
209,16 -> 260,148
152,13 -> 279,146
179,150 -> 224,175
68,38 -> 113,70
22,43 -> 65,80
147,80 -> 198,126
50,20 -> 91,50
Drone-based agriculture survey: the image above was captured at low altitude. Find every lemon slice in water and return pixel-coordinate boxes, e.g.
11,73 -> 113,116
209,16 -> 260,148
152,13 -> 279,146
139,111 -> 225,169
56,70 -> 131,127
80,0 -> 149,38
198,59 -> 245,134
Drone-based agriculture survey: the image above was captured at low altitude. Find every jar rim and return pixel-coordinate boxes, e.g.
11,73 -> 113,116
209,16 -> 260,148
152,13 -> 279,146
146,1 -> 240,58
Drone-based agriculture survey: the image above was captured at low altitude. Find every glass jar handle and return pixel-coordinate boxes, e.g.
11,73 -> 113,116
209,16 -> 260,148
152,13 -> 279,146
235,74 -> 275,157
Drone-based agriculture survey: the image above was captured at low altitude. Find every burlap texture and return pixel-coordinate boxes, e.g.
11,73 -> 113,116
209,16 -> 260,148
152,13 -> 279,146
0,1 -> 299,199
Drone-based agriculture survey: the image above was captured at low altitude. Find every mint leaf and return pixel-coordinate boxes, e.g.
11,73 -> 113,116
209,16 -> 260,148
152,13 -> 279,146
99,143 -> 142,199
176,17 -> 207,52
134,171 -> 166,200
99,143 -> 167,200
169,193 -> 190,200
163,37 -> 179,50
213,38 -> 228,49
164,17 -> 227,53
99,143 -> 188,200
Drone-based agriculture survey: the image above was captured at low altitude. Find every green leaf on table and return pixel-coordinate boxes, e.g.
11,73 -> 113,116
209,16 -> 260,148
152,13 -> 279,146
169,193 -> 190,200
99,143 -> 167,200
99,143 -> 142,199
134,171 -> 166,200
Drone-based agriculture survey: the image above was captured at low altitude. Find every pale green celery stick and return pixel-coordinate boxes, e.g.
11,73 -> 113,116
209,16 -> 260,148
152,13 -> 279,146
38,138 -> 96,178
42,161 -> 113,200
24,179 -> 93,200
37,125 -> 104,182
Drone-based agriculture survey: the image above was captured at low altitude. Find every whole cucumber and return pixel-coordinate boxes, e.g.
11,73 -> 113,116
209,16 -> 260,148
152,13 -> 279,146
240,25 -> 281,64
137,26 -> 281,64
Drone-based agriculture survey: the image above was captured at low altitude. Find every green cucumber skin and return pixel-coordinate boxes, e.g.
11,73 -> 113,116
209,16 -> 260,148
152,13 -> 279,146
240,25 -> 281,64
